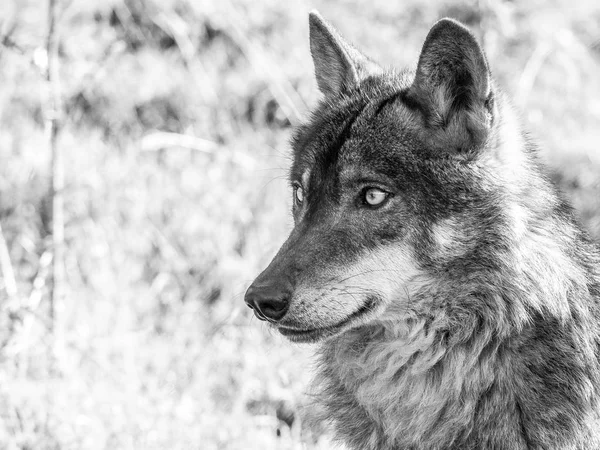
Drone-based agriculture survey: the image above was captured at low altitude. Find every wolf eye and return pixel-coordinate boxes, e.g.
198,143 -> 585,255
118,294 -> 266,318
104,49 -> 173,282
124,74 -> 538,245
363,188 -> 389,207
294,185 -> 304,206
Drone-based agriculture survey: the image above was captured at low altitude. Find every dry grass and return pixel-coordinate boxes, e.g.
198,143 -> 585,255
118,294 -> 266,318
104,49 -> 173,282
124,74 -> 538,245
0,0 -> 599,448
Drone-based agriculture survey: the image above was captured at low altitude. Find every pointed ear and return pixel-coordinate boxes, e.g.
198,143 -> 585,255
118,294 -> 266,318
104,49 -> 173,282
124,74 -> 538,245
408,19 -> 494,152
309,11 -> 381,99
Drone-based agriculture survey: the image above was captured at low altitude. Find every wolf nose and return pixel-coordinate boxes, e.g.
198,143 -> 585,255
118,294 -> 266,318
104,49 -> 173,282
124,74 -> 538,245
244,282 -> 290,323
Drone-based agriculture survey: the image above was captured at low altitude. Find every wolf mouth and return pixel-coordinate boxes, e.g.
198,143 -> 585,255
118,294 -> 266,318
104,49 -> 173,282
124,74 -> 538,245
277,297 -> 378,343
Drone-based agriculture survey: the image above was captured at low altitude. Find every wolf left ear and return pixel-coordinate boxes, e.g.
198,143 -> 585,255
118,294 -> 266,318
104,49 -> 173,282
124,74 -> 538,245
309,11 -> 381,100
408,19 -> 494,153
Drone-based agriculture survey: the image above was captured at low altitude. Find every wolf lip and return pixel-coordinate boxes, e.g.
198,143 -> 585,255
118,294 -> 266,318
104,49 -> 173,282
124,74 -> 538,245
277,326 -> 329,343
277,298 -> 378,343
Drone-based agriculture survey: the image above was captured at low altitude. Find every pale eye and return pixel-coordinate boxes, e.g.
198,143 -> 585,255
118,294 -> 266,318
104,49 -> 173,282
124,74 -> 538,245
294,186 -> 304,205
364,188 -> 389,207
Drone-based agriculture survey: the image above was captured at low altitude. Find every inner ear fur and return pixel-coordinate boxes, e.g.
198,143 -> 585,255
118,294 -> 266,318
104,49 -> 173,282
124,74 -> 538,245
408,18 -> 494,153
309,11 -> 381,100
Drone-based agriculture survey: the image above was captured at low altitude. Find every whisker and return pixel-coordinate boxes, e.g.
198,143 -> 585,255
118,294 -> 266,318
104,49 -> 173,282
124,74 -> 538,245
332,268 -> 398,284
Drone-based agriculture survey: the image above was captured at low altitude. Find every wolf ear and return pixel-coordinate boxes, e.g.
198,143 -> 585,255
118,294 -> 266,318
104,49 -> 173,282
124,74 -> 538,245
408,19 -> 493,152
309,11 -> 380,100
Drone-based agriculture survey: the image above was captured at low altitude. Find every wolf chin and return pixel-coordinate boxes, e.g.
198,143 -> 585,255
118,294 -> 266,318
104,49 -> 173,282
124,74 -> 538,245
245,11 -> 600,450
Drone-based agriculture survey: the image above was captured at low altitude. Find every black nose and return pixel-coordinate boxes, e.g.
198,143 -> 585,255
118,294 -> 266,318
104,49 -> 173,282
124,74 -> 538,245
244,281 -> 290,323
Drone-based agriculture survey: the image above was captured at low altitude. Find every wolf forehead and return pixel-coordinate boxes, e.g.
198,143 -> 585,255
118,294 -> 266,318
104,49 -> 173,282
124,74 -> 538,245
290,79 -> 428,186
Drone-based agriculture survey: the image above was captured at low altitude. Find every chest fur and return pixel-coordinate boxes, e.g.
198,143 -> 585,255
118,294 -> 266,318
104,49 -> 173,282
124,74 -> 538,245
315,315 -> 600,450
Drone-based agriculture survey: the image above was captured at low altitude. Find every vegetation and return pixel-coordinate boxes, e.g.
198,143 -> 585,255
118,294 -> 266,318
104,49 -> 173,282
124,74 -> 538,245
0,0 -> 598,448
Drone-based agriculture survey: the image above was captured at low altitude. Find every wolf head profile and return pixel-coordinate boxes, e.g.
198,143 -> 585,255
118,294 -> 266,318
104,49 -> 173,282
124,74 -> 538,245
245,12 -> 533,342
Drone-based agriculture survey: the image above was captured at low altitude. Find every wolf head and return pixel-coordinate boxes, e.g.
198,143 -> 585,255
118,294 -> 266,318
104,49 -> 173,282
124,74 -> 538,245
245,12 -> 527,343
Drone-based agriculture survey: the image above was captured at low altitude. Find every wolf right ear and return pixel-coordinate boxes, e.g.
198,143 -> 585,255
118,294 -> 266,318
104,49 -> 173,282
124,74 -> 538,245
309,11 -> 381,100
408,19 -> 494,153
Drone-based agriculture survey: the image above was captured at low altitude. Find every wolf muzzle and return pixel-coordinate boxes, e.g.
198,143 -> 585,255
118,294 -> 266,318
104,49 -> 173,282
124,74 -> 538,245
244,220 -> 338,324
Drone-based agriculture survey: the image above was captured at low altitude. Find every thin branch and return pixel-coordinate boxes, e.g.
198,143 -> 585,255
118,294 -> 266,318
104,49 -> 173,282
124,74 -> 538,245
516,41 -> 552,109
28,250 -> 53,310
139,131 -> 256,168
2,250 -> 52,357
140,131 -> 217,154
0,223 -> 18,303
218,0 -> 307,126
45,0 -> 64,331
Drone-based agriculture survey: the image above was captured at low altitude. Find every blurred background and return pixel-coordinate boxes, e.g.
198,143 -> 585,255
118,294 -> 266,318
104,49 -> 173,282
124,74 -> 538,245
0,0 -> 599,448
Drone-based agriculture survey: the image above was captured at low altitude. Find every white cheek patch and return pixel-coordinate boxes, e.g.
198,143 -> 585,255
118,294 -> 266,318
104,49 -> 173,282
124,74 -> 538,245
289,244 -> 424,329
431,217 -> 468,259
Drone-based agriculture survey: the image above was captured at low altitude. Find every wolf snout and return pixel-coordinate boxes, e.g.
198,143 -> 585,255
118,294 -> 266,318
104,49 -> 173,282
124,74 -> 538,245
244,279 -> 291,323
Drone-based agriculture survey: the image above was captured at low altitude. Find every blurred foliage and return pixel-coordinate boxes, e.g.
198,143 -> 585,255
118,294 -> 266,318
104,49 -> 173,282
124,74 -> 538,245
0,0 -> 599,448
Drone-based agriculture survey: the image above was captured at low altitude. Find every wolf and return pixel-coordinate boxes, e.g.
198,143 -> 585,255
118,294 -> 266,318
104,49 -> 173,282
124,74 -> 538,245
245,11 -> 600,450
